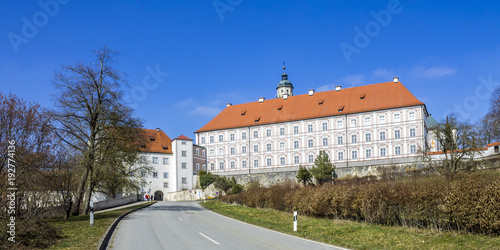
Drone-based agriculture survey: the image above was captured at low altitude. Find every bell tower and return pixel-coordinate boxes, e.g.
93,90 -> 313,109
276,65 -> 293,98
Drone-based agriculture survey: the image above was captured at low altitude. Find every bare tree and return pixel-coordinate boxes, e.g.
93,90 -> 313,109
47,47 -> 143,215
474,116 -> 498,146
486,86 -> 500,142
422,114 -> 479,180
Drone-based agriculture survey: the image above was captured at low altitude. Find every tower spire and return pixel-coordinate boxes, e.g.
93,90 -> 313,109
276,62 -> 293,98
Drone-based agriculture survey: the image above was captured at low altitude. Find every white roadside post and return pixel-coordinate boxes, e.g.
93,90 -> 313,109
90,201 -> 94,226
293,211 -> 297,232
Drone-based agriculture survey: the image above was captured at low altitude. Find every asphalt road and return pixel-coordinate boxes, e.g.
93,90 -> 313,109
108,201 -> 346,250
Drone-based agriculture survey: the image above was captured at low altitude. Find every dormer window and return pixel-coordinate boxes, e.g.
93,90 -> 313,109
162,145 -> 168,150
318,100 -> 324,105
255,117 -> 261,123
277,105 -> 283,111
140,145 -> 146,148
241,110 -> 247,116
360,93 -> 366,100
338,105 -> 345,112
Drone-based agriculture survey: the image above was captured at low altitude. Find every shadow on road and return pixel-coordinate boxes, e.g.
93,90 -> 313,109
149,204 -> 205,212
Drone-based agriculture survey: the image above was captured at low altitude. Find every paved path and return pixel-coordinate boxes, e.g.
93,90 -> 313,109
108,201 -> 346,250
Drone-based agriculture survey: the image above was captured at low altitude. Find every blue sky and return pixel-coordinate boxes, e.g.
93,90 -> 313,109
1,0 -> 500,140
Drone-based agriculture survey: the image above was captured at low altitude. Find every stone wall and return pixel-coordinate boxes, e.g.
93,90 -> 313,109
93,194 -> 140,211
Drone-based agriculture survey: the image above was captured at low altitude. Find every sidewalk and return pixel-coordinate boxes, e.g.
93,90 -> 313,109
95,200 -> 151,214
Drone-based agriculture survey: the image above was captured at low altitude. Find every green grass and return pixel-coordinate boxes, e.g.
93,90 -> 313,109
201,201 -> 500,250
47,202 -> 154,250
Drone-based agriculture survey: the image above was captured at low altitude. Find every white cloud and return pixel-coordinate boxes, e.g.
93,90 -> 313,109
317,84 -> 334,92
372,68 -> 396,79
411,66 -> 456,78
189,106 -> 222,116
338,74 -> 365,87
175,98 -> 195,107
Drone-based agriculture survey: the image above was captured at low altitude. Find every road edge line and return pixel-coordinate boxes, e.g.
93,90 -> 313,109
96,201 -> 156,250
200,202 -> 350,250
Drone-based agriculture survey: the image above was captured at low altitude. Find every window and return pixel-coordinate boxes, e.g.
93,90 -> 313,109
195,148 -> 199,155
219,162 -> 224,170
267,158 -> 272,166
280,157 -> 286,165
210,149 -> 214,156
351,134 -> 357,143
266,143 -> 271,152
308,155 -> 314,163
242,160 -> 247,168
218,135 -> 223,142
163,172 -> 169,179
153,172 -> 158,178
230,161 -> 235,169
338,151 -> 344,160
201,137 -> 206,144
182,141 -> 187,145
308,124 -> 313,132
409,111 -> 416,120
163,157 -> 169,165
366,149 -> 372,158
352,150 -> 358,159
380,131 -> 386,140
280,142 -> 285,150
266,129 -> 271,137
337,120 -> 343,128
410,145 -> 417,154
164,182 -> 169,188
182,150 -> 187,157
394,130 -> 401,139
182,178 -> 187,184
294,156 -> 300,164
380,148 -> 386,157
210,136 -> 214,143
293,126 -> 299,134
242,132 -> 247,140
202,150 -> 205,156
253,145 -> 259,153
253,159 -> 259,168
322,123 -> 328,131
395,146 -> 401,155
210,163 -> 215,170
152,157 -> 158,164
196,163 -> 199,170
219,148 -> 224,155
365,116 -> 371,125
141,171 -> 146,177
242,146 -> 247,154
294,140 -> 299,149
182,163 -> 187,169
350,119 -> 357,127
280,127 -> 285,135
230,147 -> 235,155
338,136 -> 344,145
410,128 -> 416,137
253,130 -> 259,138
322,137 -> 328,146
365,133 -> 371,142
230,133 -> 235,141
202,164 -> 205,170
394,113 -> 400,122
308,139 -> 313,148
379,115 -> 386,123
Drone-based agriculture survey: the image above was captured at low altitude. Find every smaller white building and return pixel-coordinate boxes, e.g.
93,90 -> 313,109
137,128 -> 197,200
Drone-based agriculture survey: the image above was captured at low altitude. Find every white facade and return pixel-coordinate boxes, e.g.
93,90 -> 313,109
196,105 -> 427,175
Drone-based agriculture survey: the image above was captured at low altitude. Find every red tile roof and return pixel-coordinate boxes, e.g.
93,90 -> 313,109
196,81 -> 424,133
138,129 -> 173,154
175,134 -> 192,140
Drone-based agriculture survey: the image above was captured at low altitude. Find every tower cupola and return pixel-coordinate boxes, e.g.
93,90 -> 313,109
276,65 -> 294,98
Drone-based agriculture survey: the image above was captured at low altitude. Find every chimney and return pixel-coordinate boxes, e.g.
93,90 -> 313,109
226,103 -> 232,107
335,86 -> 341,91
283,94 -> 288,100
258,97 -> 265,103
156,128 -> 160,132
393,77 -> 399,83
308,89 -> 315,96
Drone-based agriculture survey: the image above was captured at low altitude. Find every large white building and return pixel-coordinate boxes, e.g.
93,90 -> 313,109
137,129 -> 199,200
195,73 -> 430,176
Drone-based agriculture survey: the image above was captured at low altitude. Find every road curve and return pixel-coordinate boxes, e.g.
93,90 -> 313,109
108,201 -> 346,250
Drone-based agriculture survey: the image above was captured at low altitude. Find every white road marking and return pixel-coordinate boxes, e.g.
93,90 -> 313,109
199,232 -> 220,245
178,217 -> 183,222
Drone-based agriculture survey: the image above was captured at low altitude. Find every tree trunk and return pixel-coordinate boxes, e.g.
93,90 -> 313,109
73,166 -> 90,215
